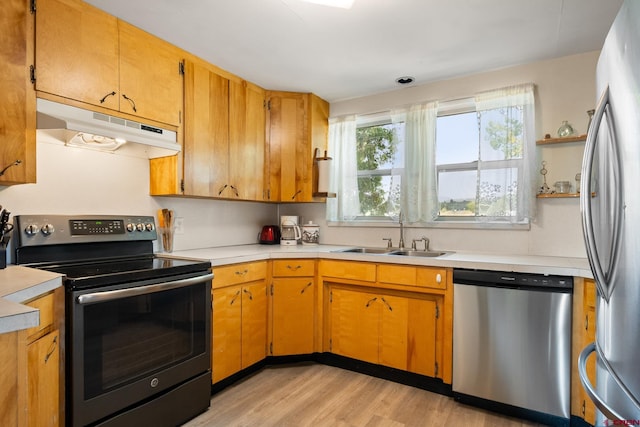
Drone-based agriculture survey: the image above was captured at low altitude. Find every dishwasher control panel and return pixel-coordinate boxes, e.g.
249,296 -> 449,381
453,268 -> 573,291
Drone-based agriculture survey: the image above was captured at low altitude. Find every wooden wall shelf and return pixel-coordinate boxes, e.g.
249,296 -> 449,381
536,134 -> 588,145
537,192 -> 595,199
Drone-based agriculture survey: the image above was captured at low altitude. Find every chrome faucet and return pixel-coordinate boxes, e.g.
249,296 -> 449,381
412,236 -> 430,251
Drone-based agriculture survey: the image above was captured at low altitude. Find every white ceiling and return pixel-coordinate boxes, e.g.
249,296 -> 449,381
84,0 -> 623,103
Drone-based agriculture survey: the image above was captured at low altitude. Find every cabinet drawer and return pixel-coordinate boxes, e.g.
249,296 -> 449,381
25,292 -> 55,340
320,260 -> 376,282
213,261 -> 267,288
378,265 -> 447,290
273,259 -> 315,277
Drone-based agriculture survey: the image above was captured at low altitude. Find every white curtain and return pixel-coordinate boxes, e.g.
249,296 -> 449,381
474,83 -> 536,223
326,115 -> 360,221
398,101 -> 439,222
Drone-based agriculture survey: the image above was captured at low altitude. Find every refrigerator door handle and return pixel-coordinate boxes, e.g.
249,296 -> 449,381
579,342 -> 640,420
579,342 -> 624,421
581,86 -> 623,302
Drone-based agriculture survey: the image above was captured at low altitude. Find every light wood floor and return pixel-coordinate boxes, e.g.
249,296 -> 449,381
183,363 -> 545,427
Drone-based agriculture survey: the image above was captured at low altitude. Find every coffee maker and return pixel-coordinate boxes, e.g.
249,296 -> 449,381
280,215 -> 301,246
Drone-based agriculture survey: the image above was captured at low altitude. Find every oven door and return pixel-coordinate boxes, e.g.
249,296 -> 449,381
67,271 -> 213,427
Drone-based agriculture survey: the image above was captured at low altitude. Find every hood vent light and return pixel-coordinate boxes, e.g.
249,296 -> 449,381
36,98 -> 180,159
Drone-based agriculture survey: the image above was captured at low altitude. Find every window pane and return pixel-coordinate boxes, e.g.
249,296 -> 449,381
438,170 -> 477,216
477,168 -> 519,217
357,175 -> 401,217
436,112 -> 478,164
355,120 -> 402,218
479,107 -> 524,161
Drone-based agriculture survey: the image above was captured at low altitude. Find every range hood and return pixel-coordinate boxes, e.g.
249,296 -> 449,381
36,98 -> 180,159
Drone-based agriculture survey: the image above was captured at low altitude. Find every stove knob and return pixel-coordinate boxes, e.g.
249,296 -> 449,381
25,224 -> 40,236
41,224 -> 55,235
126,223 -> 135,232
145,223 -> 155,232
136,223 -> 144,232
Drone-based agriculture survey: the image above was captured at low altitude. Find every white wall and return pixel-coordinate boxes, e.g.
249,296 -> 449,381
1,51 -> 596,259
1,133 -> 277,258
291,51 -> 600,258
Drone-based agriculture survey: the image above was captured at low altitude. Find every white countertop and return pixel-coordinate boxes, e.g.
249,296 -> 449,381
1,245 -> 592,334
167,244 -> 593,278
0,266 -> 63,334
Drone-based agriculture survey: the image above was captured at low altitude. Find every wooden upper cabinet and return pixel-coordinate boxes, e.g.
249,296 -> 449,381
266,91 -> 329,202
183,59 -> 230,197
34,0 -> 183,126
151,65 -> 269,201
229,80 -> 266,200
118,21 -> 183,126
0,0 -> 36,185
35,0 -> 119,111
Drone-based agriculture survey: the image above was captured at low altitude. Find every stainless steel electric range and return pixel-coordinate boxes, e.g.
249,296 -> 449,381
14,214 -> 213,427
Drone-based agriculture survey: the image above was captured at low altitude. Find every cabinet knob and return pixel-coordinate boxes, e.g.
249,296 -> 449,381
436,273 -> 442,284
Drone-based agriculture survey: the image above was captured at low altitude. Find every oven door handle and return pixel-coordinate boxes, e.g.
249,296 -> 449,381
76,273 -> 214,305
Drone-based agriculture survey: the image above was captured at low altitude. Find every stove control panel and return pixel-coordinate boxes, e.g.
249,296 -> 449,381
14,214 -> 158,247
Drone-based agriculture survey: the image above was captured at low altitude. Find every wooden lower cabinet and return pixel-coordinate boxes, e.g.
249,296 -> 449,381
211,262 -> 267,383
270,259 -> 316,356
0,289 -> 64,427
27,330 -> 60,427
271,277 -> 315,355
329,287 -> 439,377
572,277 -> 597,425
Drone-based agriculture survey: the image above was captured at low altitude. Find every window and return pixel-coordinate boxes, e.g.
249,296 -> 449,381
354,118 -> 404,219
328,84 -> 536,227
436,104 -> 525,220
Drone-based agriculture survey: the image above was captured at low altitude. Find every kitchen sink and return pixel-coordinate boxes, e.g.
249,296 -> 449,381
388,250 -> 450,257
337,247 -> 394,254
335,247 -> 452,257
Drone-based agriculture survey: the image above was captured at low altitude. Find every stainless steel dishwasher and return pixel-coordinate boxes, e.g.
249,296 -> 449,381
452,269 -> 573,426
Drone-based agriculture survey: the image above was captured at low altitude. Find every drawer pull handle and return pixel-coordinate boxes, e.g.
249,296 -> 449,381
365,297 -> 377,307
235,269 -> 248,276
287,265 -> 302,271
44,335 -> 58,364
243,288 -> 253,300
300,282 -> 313,294
585,314 -> 589,331
381,297 -> 393,311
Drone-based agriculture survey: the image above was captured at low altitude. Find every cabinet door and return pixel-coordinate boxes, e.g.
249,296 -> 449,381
405,297 -> 437,377
183,60 -> 229,197
267,92 -> 309,202
272,278 -> 315,355
118,21 -> 183,126
378,295 -> 408,370
241,281 -> 267,368
1,0 -> 36,185
212,286 -> 242,383
330,288 -> 379,364
583,279 -> 597,425
27,330 -> 60,427
229,80 -> 265,200
35,0 -> 119,110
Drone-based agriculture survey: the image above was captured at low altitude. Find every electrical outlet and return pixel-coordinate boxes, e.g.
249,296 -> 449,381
174,217 -> 184,235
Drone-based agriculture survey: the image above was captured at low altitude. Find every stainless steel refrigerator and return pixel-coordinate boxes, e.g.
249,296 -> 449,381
579,0 -> 640,423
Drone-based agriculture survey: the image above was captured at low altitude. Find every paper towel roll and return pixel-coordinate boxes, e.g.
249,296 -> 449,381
317,158 -> 332,193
